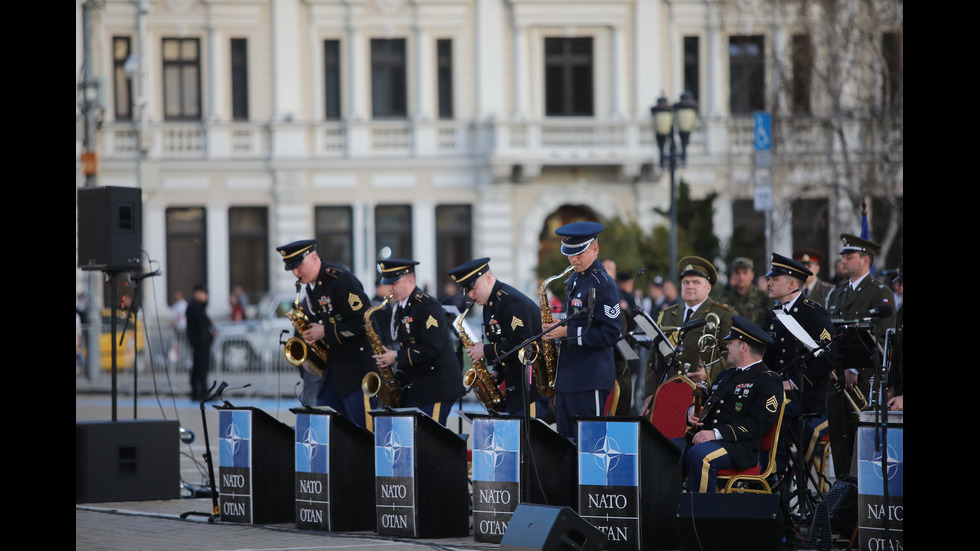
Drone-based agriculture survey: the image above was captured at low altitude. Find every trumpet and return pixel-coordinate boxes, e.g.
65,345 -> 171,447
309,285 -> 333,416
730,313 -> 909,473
830,370 -> 868,414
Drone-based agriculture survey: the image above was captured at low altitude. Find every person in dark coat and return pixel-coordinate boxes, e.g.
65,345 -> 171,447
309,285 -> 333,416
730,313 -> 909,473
187,284 -> 215,402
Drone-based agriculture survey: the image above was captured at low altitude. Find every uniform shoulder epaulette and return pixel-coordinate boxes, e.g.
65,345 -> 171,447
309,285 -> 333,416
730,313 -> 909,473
322,267 -> 341,278
495,287 -> 509,299
712,301 -> 736,313
801,298 -> 821,309
663,303 -> 679,313
413,291 -> 427,301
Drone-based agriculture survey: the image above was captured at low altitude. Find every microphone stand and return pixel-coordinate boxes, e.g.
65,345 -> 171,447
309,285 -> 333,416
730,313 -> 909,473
181,381 -> 228,523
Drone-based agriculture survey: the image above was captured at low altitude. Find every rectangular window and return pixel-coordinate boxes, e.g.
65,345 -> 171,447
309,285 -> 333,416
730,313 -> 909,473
375,205 -> 413,260
683,36 -> 700,107
231,39 -> 249,121
435,205 -> 472,292
166,207 -> 207,305
791,34 -> 812,115
113,36 -> 132,121
324,40 -> 341,120
544,37 -> 594,117
228,207 -> 268,304
729,199 -> 766,272
314,206 -> 355,270
371,39 -> 407,118
882,32 -> 902,110
163,37 -> 202,120
437,39 -> 454,119
729,35 -> 765,115
791,198 -> 830,276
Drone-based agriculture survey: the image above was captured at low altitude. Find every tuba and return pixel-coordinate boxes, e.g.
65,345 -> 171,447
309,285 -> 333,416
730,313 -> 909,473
361,295 -> 403,408
456,302 -> 505,411
536,265 -> 574,398
283,280 -> 327,377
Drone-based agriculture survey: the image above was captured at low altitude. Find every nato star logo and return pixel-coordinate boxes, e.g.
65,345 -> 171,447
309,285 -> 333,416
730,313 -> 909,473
382,428 -> 405,465
591,435 -> 623,474
301,426 -> 322,463
482,432 -> 508,470
224,422 -> 244,454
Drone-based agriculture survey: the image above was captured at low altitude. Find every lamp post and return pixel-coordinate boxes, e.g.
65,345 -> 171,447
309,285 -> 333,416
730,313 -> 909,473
651,91 -> 698,283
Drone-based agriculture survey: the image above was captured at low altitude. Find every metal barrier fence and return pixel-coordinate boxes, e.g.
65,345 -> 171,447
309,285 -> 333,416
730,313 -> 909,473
78,320 -> 298,379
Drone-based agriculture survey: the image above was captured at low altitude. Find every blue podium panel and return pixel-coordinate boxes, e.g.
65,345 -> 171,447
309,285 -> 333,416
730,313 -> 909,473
857,412 -> 903,551
295,413 -> 331,529
472,417 -> 523,542
576,416 -> 682,551
293,408 -> 375,532
578,420 -> 640,548
217,407 -> 294,524
372,409 -> 469,539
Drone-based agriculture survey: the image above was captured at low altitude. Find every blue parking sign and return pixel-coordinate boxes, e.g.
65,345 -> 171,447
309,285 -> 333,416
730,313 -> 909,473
754,111 -> 771,151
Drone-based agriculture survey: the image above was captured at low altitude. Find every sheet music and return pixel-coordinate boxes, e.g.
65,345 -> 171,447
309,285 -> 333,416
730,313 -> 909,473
774,310 -> 819,351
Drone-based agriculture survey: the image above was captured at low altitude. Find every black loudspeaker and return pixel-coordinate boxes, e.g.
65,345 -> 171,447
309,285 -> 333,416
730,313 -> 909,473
76,420 -> 180,503
677,493 -> 785,551
77,186 -> 142,271
500,503 -> 605,551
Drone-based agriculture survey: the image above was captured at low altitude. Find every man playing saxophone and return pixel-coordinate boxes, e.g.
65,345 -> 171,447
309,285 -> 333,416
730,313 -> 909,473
542,222 -> 623,440
372,259 -> 465,427
448,257 -> 546,418
276,239 -> 376,429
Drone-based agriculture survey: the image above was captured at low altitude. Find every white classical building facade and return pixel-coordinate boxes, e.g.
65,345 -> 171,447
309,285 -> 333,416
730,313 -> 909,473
76,0 -> 903,319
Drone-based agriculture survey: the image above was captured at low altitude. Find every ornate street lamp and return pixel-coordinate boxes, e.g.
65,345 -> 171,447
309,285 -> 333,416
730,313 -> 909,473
651,92 -> 698,283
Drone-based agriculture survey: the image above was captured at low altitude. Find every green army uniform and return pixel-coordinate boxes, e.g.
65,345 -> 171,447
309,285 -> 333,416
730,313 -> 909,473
719,285 -> 771,327
824,234 -> 896,478
643,256 -> 737,397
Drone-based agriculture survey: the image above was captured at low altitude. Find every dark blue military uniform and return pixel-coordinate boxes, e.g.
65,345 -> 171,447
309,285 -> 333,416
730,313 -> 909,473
680,315 -> 783,493
392,287 -> 465,423
480,279 -> 544,415
300,262 -> 376,427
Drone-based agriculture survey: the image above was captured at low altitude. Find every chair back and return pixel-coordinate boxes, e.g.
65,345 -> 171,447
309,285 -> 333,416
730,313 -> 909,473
649,375 -> 697,439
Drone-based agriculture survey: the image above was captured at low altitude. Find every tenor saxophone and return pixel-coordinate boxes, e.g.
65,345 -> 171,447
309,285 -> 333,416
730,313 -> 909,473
456,302 -> 505,411
361,295 -> 403,408
283,280 -> 327,377
535,265 -> 574,398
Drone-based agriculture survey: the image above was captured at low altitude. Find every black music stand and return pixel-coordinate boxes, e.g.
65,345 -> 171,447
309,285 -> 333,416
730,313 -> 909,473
370,407 -> 469,538
575,415 -> 682,551
465,412 -> 576,543
213,403 -> 295,524
290,406 -> 375,531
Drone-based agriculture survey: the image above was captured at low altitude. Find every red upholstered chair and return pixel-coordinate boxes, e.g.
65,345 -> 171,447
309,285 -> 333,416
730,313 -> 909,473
648,375 -> 697,439
717,396 -> 789,494
603,380 -> 622,416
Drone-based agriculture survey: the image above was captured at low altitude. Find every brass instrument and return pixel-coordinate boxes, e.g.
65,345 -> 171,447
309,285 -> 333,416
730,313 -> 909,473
536,265 -> 574,397
696,312 -> 723,376
361,294 -> 403,408
830,370 -> 868,414
456,302 -> 505,411
283,279 -> 327,377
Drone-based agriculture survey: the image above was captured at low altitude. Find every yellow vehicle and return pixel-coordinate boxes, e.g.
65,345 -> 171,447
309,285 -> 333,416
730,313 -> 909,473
96,308 -> 146,371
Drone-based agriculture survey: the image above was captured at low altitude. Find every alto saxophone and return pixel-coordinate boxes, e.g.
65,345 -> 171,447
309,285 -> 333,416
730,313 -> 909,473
456,302 -> 505,411
283,279 -> 327,377
361,295 -> 403,408
536,265 -> 574,398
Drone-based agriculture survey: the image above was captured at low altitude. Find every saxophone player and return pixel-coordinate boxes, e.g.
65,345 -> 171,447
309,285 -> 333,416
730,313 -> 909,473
448,257 -> 547,418
373,259 -> 465,427
542,222 -> 623,440
276,239 -> 376,429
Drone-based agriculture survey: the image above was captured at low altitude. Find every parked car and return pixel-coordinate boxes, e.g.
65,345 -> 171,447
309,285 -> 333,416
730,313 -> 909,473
96,308 -> 146,371
212,291 -> 298,372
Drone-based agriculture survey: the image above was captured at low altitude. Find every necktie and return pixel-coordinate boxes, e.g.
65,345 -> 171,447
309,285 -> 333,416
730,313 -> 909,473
685,308 -> 694,323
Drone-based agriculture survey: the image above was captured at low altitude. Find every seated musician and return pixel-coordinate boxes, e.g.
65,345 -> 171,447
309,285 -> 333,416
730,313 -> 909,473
678,316 -> 783,493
